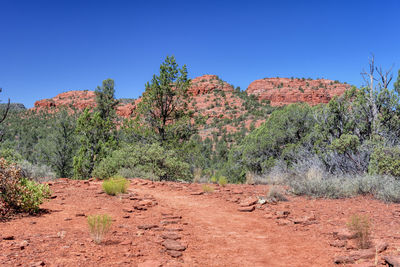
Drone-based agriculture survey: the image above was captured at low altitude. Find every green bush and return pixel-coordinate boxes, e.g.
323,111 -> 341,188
0,158 -> 51,217
369,146 -> 400,177
93,143 -> 191,181
87,214 -> 112,244
18,178 -> 51,213
102,176 -> 129,196
218,176 -> 228,187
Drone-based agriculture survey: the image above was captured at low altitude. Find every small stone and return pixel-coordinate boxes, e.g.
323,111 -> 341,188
123,215 -> 130,219
162,239 -> 187,251
122,208 -> 134,213
137,224 -> 159,230
167,250 -> 183,258
333,250 -> 376,264
3,235 -> 15,240
190,191 -> 204,195
19,240 -> 29,249
64,218 -> 72,221
232,189 -> 243,194
376,241 -> 388,253
161,220 -> 179,225
383,256 -> 400,267
30,261 -> 45,267
57,231 -> 67,239
162,215 -> 182,220
329,240 -> 347,248
139,199 -> 156,207
275,210 -> 290,219
239,197 -> 258,207
333,229 -> 357,240
161,233 -> 181,240
138,260 -> 161,267
134,205 -> 147,211
238,206 -> 255,212
277,219 -> 291,226
257,198 -> 267,205
164,227 -> 183,232
75,213 -> 85,217
120,240 -> 132,245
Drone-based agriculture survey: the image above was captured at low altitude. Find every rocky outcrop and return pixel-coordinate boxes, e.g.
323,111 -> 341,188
34,91 -> 96,110
188,75 -> 234,96
33,90 -> 139,117
246,78 -> 350,106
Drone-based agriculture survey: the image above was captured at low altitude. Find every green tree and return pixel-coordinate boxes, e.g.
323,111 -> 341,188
36,109 -> 79,177
73,109 -> 116,179
73,79 -> 118,179
135,56 -> 194,147
95,79 -> 118,120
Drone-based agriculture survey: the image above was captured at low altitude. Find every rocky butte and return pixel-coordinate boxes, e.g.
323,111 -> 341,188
246,77 -> 350,106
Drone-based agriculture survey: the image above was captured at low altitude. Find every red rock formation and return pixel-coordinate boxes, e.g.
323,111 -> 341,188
34,91 -> 97,111
188,75 -> 233,96
246,78 -> 350,106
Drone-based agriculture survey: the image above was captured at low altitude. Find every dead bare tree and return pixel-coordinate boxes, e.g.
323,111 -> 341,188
361,54 -> 395,137
376,65 -> 394,89
361,54 -> 379,136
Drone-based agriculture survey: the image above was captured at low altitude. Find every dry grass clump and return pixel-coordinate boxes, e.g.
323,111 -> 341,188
218,176 -> 228,187
102,176 -> 129,196
266,186 -> 288,202
347,214 -> 371,249
202,184 -> 214,193
87,214 -> 112,244
245,171 -> 255,185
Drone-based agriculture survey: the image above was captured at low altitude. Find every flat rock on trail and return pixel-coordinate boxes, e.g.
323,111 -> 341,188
1,178 -> 400,267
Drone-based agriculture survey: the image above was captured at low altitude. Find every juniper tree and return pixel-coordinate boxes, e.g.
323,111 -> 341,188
136,56 -> 195,147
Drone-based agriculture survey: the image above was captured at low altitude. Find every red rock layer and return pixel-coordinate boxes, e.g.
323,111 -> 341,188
246,78 -> 349,106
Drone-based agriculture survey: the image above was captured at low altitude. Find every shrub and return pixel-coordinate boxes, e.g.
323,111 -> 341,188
210,175 -> 217,183
266,186 -> 288,202
0,158 -> 51,217
102,176 -> 129,196
347,214 -> 371,249
18,160 -> 56,183
218,176 -> 228,187
202,184 -> 214,193
87,214 -> 112,244
369,146 -> 400,177
93,143 -> 191,181
18,178 -> 51,213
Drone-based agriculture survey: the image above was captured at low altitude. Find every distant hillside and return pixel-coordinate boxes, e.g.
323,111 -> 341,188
0,103 -> 26,111
31,75 -> 350,137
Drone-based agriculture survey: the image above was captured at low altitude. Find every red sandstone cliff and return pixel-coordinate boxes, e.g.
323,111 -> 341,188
246,78 -> 350,106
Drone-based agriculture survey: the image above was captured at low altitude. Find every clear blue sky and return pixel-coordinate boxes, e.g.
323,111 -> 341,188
1,0 -> 399,107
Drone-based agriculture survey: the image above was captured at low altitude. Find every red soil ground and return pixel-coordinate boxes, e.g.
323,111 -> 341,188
1,179 -> 400,267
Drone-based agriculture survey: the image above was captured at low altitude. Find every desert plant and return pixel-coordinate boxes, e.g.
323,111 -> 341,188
0,158 -> 51,217
210,175 -> 217,183
266,186 -> 288,202
102,176 -> 129,196
245,171 -> 255,185
18,160 -> 56,183
202,184 -> 214,193
347,214 -> 371,249
218,176 -> 228,187
18,178 -> 51,213
87,214 -> 112,244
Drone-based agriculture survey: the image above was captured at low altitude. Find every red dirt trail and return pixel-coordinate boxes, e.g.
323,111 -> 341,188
1,178 -> 400,267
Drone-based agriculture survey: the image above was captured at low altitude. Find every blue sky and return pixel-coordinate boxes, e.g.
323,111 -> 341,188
1,0 -> 399,107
